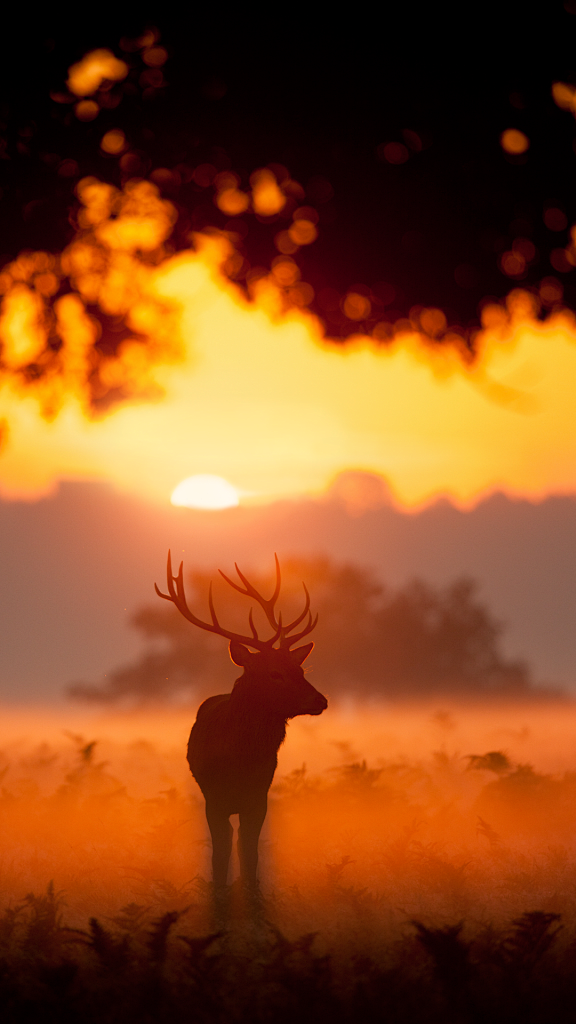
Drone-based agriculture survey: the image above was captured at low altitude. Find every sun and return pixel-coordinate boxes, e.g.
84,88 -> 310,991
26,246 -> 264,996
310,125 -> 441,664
170,474 -> 240,510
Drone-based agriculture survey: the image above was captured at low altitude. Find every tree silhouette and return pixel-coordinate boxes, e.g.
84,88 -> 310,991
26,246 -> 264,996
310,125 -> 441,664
68,558 -> 531,704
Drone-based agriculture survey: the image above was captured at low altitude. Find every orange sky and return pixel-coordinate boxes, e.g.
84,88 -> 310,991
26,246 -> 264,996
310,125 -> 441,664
1,181 -> 576,510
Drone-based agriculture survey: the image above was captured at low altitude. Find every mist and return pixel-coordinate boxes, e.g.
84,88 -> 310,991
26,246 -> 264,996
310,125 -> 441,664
1,479 -> 576,702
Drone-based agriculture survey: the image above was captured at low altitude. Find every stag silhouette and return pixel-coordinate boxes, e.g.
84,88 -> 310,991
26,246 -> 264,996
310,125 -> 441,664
155,553 -> 327,889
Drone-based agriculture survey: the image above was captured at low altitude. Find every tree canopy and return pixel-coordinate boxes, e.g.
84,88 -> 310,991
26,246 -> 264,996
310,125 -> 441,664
68,558 -> 531,705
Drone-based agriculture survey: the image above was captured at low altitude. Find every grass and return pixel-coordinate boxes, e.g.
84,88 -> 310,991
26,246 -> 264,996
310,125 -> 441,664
1,700 -> 576,1020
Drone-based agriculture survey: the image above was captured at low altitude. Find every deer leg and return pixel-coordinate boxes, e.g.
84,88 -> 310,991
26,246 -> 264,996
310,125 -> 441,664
238,799 -> 267,888
205,802 -> 233,887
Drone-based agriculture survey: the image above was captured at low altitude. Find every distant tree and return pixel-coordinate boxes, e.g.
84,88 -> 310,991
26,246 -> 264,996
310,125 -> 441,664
67,558 -> 531,705
67,569 -> 237,704
369,578 -> 529,696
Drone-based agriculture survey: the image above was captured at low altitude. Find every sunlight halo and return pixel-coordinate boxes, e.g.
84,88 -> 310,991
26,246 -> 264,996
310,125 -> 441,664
170,474 -> 240,510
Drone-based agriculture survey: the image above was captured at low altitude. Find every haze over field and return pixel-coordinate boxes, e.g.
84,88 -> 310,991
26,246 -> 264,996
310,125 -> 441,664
1,699 -> 576,928
0,477 -> 575,703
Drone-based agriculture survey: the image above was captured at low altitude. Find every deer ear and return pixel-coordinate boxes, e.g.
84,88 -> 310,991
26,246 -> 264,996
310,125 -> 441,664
288,642 -> 314,666
229,640 -> 253,666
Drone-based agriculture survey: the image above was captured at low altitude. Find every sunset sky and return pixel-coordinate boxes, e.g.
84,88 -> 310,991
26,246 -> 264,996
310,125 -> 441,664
5,17 -> 576,997
1,6 -> 576,700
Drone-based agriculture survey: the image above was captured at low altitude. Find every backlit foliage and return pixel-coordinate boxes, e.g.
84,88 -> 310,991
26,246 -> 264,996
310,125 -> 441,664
0,161 -> 327,421
0,177 -> 181,418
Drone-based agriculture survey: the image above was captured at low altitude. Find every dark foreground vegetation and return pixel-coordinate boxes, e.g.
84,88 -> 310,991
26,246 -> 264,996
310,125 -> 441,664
0,885 -> 574,1024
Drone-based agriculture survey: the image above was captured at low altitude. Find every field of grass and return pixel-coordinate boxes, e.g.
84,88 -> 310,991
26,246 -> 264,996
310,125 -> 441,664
1,698 -> 576,1022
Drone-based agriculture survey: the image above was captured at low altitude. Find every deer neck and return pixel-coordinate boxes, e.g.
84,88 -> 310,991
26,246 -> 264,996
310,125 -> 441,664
229,682 -> 288,750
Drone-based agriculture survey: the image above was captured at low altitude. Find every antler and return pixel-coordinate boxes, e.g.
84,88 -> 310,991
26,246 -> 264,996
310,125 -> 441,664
218,553 -> 282,632
219,554 -> 317,649
155,551 -> 282,651
155,552 -> 318,651
279,583 -> 318,649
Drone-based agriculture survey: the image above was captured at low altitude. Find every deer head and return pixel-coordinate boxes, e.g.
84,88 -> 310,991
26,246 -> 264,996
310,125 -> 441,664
155,553 -> 327,718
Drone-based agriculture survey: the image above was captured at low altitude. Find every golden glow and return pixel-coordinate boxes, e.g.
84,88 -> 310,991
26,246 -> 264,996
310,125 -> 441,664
0,179 -> 179,421
216,188 -> 250,216
171,474 -> 240,509
141,46 -> 168,68
500,129 -> 530,154
552,81 -> 576,113
2,179 -> 576,510
251,169 -> 286,216
214,172 -> 250,216
343,292 -> 371,320
500,250 -> 525,277
0,285 -> 45,368
274,229 -> 299,255
75,100 -> 99,122
419,308 -> 446,336
540,278 -> 563,305
270,257 -> 300,287
67,49 -> 128,97
100,129 -> 126,155
269,259 -> 314,307
289,219 -> 318,246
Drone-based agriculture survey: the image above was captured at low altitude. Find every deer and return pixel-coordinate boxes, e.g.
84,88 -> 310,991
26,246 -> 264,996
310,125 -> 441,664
155,552 -> 328,891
